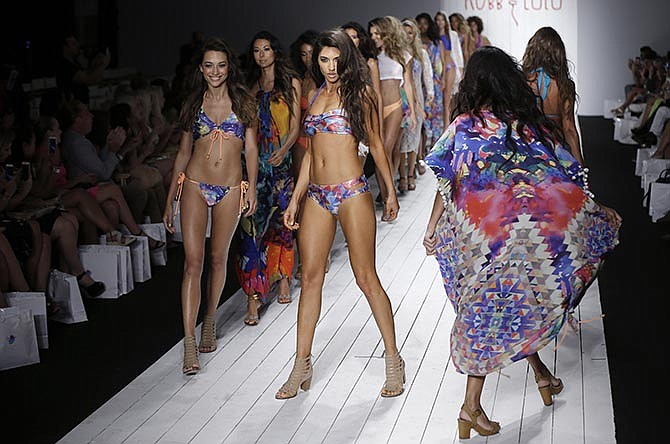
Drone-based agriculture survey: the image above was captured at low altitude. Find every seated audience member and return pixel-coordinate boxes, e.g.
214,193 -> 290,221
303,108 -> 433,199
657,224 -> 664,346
56,34 -> 111,104
110,93 -> 167,219
30,116 -> 130,243
613,50 -> 663,117
93,106 -> 164,223
58,100 -> 163,247
632,79 -> 670,147
1,130 -> 48,292
8,126 -> 105,296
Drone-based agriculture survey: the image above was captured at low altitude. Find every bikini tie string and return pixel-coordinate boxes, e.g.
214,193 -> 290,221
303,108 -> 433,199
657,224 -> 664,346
170,172 -> 187,224
553,313 -> 605,352
206,129 -> 227,167
240,181 -> 249,215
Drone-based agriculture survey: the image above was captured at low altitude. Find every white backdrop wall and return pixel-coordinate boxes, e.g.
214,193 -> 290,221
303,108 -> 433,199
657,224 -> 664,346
443,0 -> 669,114
118,0 -> 669,115
117,0 -> 439,78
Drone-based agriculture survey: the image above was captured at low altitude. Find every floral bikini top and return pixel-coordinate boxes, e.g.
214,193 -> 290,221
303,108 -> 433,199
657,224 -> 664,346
192,106 -> 246,166
192,108 -> 246,142
303,84 -> 353,137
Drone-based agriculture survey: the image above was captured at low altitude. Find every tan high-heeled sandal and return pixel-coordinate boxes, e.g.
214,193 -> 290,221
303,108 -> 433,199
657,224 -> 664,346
408,176 -> 416,190
244,294 -> 262,326
535,374 -> 564,406
381,351 -> 405,397
183,336 -> 200,375
277,278 -> 292,304
398,176 -> 408,192
275,355 -> 313,399
457,404 -> 501,440
198,314 -> 217,353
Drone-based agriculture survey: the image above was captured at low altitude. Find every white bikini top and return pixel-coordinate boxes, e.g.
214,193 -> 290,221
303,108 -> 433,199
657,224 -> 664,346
378,51 -> 411,87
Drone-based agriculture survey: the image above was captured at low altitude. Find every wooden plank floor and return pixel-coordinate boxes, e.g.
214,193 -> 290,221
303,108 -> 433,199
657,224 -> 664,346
57,173 -> 616,444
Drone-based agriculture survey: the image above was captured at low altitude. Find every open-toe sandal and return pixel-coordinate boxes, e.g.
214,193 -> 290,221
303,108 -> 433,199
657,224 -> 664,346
244,294 -> 262,326
198,314 -> 217,353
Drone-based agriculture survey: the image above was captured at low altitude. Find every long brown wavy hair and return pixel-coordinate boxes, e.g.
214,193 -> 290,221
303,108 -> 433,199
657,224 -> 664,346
244,31 -> 298,117
311,30 -> 377,145
449,13 -> 468,37
368,16 -> 408,69
178,37 -> 256,131
522,27 -> 577,112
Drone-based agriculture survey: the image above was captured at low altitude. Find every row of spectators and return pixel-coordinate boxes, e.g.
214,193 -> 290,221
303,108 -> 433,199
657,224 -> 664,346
616,46 -> 670,159
1,34 -> 176,309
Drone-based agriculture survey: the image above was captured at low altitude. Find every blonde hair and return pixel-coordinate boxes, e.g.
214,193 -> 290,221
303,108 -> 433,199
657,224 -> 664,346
370,16 -> 409,68
401,19 -> 424,63
449,13 -> 468,36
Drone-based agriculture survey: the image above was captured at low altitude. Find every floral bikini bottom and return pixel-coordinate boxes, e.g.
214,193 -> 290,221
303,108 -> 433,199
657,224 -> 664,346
307,175 -> 370,216
175,172 -> 248,213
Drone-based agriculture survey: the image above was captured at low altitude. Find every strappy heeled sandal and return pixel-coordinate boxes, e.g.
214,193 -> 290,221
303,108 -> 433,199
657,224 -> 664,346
457,404 -> 501,440
381,351 -> 405,397
535,374 -> 564,406
244,294 -> 262,326
182,336 -> 200,375
277,278 -> 292,304
398,176 -> 408,192
275,355 -> 313,400
408,176 -> 416,190
198,314 -> 217,353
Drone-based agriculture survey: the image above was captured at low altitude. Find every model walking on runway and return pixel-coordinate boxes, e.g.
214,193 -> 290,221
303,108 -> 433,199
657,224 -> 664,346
163,37 -> 258,375
423,47 -> 621,439
276,30 -> 403,400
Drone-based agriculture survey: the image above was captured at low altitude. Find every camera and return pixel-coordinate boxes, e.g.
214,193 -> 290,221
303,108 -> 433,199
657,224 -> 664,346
48,136 -> 57,154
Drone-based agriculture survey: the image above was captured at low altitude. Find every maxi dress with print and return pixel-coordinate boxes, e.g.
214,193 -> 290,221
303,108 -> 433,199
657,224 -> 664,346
236,90 -> 294,301
424,111 -> 620,376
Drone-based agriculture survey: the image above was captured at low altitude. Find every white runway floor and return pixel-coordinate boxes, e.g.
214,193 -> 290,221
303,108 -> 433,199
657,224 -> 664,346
58,173 -> 616,444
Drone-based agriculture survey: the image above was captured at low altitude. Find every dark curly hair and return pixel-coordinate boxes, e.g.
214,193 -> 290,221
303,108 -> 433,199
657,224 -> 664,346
467,16 -> 484,34
245,31 -> 298,116
178,37 -> 256,131
341,22 -> 379,61
311,30 -> 377,145
290,30 -> 319,79
453,46 -> 564,157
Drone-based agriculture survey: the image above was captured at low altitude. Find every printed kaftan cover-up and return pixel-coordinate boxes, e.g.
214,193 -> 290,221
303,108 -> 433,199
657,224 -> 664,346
424,111 -> 620,376
236,90 -> 294,301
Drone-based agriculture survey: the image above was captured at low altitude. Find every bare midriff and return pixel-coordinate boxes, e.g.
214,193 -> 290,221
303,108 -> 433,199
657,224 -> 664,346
309,133 -> 363,185
380,79 -> 402,106
186,136 -> 244,186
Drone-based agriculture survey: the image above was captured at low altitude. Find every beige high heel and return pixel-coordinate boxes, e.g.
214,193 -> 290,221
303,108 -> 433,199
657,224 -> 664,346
244,294 -> 262,326
457,404 -> 501,440
182,336 -> 200,375
398,176 -> 408,192
381,351 -> 405,397
198,314 -> 217,353
275,356 -> 313,400
536,374 -> 564,406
